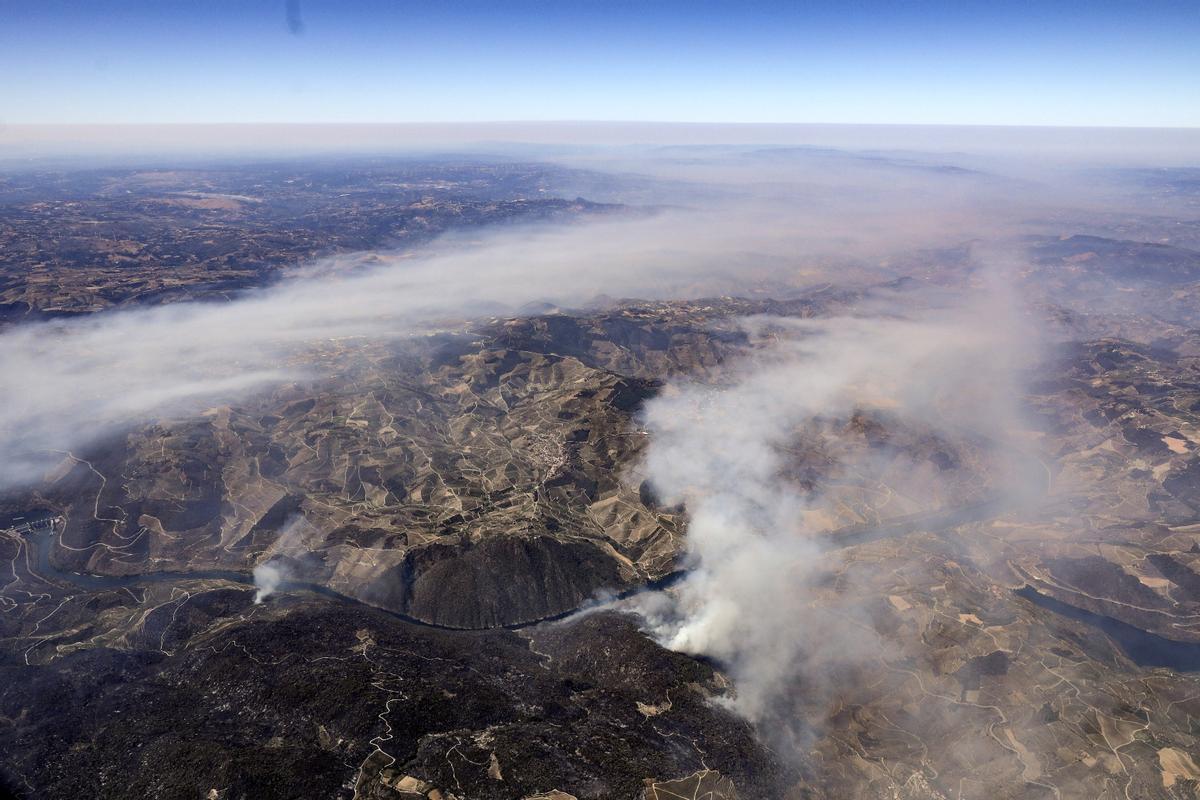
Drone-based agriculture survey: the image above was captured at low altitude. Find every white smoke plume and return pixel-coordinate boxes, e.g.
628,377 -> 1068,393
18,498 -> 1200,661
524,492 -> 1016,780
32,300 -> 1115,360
252,515 -> 316,604
252,561 -> 289,605
633,282 -> 1035,722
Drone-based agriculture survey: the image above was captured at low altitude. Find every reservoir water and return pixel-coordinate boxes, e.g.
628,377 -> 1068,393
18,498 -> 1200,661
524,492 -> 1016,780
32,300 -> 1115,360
1015,585 -> 1200,672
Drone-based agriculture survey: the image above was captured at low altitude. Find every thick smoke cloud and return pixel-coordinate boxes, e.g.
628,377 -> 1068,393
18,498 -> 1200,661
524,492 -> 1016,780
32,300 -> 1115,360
632,287 -> 1033,723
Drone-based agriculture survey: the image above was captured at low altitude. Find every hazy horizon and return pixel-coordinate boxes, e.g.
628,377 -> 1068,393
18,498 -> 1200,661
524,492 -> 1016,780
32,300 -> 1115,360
4,122 -> 1199,167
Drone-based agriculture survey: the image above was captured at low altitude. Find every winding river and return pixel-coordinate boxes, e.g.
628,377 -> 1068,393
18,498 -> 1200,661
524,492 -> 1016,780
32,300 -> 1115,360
18,447 -> 1200,669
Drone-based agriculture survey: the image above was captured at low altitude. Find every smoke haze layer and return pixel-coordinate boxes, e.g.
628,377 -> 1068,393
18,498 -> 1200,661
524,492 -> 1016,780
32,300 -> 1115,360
0,143 -> 1068,489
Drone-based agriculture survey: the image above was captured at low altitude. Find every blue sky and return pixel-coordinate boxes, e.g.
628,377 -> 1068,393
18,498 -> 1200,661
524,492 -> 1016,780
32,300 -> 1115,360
2,0 -> 1198,127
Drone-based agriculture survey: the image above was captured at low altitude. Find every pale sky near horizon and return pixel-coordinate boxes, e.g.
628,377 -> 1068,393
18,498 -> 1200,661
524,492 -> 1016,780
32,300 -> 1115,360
2,0 -> 1199,128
